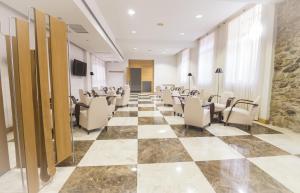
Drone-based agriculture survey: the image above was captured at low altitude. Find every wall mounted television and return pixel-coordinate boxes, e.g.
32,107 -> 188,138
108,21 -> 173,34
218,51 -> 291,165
72,59 -> 87,76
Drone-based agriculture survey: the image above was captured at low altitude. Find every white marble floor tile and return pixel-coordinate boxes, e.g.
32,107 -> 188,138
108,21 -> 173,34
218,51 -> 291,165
206,124 -> 249,136
79,139 -> 137,166
72,127 -> 101,141
138,104 -> 156,108
138,125 -> 177,139
138,111 -> 163,117
164,116 -> 184,125
249,155 -> 300,193
117,107 -> 138,111
139,99 -> 152,102
39,167 -> 75,193
108,117 -> 138,126
255,134 -> 300,154
180,137 -> 244,161
128,101 -> 138,105
157,106 -> 174,111
137,162 -> 216,193
0,169 -> 24,193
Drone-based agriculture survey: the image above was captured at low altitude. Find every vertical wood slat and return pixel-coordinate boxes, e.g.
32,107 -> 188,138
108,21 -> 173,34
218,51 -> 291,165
34,9 -> 56,177
5,36 -> 26,168
49,16 -> 72,163
0,65 -> 10,176
15,18 -> 39,193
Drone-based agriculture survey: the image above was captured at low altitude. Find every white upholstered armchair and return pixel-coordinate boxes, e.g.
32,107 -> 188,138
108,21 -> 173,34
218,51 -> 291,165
79,97 -> 108,134
184,97 -> 211,130
116,85 -> 130,107
162,89 -> 173,106
79,89 -> 91,105
223,96 -> 260,129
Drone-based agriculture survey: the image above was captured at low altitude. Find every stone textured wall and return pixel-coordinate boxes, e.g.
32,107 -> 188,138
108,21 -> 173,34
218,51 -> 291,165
270,0 -> 300,132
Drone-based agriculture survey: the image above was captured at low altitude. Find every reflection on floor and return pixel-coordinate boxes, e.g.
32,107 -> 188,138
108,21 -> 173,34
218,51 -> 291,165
2,93 -> 300,193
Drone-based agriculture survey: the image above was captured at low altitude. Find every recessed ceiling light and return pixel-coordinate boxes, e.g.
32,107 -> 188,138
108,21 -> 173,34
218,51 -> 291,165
128,9 -> 135,16
133,48 -> 137,50
195,14 -> 203,19
131,30 -> 137,34
180,33 -> 185,35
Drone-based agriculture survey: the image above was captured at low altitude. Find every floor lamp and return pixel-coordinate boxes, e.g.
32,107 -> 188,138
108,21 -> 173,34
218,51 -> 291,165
188,73 -> 192,91
215,68 -> 223,103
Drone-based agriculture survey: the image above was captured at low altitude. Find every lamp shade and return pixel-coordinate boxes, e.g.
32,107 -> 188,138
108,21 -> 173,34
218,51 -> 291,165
215,68 -> 223,73
187,73 -> 192,76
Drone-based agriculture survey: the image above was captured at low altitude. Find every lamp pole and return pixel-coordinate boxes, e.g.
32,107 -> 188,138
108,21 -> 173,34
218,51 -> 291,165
188,73 -> 192,91
215,68 -> 223,103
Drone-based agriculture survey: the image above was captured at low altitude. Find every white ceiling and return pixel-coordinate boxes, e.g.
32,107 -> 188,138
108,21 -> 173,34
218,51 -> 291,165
95,0 -> 251,56
1,0 -> 117,58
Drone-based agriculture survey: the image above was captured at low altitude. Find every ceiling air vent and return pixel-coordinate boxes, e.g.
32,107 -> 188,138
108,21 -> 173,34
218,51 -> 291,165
69,24 -> 88,33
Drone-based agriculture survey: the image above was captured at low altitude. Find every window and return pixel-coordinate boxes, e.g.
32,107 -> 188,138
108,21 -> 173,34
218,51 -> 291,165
91,55 -> 106,88
197,33 -> 215,88
179,49 -> 190,84
224,5 -> 262,98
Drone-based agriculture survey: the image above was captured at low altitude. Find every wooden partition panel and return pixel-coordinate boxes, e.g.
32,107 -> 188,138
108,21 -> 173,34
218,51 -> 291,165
49,16 -> 72,163
0,69 -> 10,176
15,18 -> 39,193
5,36 -> 26,168
34,9 -> 56,177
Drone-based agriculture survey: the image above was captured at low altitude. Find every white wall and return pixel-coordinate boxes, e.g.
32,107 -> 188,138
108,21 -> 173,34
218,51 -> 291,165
69,43 -> 90,99
106,61 -> 126,87
105,54 -> 177,88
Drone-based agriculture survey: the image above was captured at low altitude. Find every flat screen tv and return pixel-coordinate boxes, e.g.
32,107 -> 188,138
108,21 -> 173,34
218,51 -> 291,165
72,59 -> 87,76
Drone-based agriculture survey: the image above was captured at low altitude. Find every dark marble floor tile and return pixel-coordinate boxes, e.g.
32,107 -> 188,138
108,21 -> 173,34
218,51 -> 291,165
138,117 -> 167,125
196,159 -> 292,193
138,138 -> 192,164
220,135 -> 289,157
160,111 -> 175,116
59,165 -> 137,193
138,101 -> 153,104
128,104 -> 138,107
171,125 -> 213,137
138,107 -> 157,111
96,126 -> 137,140
57,140 -> 93,167
114,111 -> 138,117
237,123 -> 281,135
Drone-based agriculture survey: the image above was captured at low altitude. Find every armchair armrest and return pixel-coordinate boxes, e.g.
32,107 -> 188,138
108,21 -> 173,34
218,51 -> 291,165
225,97 -> 235,108
208,95 -> 220,102
225,101 -> 258,123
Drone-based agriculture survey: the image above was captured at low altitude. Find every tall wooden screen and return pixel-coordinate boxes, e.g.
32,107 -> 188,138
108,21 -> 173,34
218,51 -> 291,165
15,18 -> 39,193
49,16 -> 72,163
34,9 -> 56,178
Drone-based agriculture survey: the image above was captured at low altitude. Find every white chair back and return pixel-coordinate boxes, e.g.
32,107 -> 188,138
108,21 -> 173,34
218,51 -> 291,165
220,91 -> 234,104
87,97 -> 108,128
162,89 -> 173,105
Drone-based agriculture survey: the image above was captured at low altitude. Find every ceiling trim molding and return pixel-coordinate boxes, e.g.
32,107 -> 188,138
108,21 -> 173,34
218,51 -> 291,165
81,0 -> 124,61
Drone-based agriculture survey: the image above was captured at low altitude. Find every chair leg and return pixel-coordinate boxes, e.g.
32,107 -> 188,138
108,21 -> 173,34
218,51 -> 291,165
247,125 -> 251,130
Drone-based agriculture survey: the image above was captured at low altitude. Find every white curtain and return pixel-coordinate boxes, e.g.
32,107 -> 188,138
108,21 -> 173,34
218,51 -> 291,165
91,55 -> 106,88
179,49 -> 190,84
197,33 -> 215,88
224,4 -> 262,100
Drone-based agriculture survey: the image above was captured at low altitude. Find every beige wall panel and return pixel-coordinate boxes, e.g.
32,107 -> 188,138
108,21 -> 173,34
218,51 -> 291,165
34,9 -> 56,177
15,18 -> 39,193
49,16 -> 72,163
128,60 -> 154,92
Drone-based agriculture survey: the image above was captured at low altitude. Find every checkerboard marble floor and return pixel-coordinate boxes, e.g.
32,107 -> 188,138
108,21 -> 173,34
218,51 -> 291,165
40,93 -> 300,193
